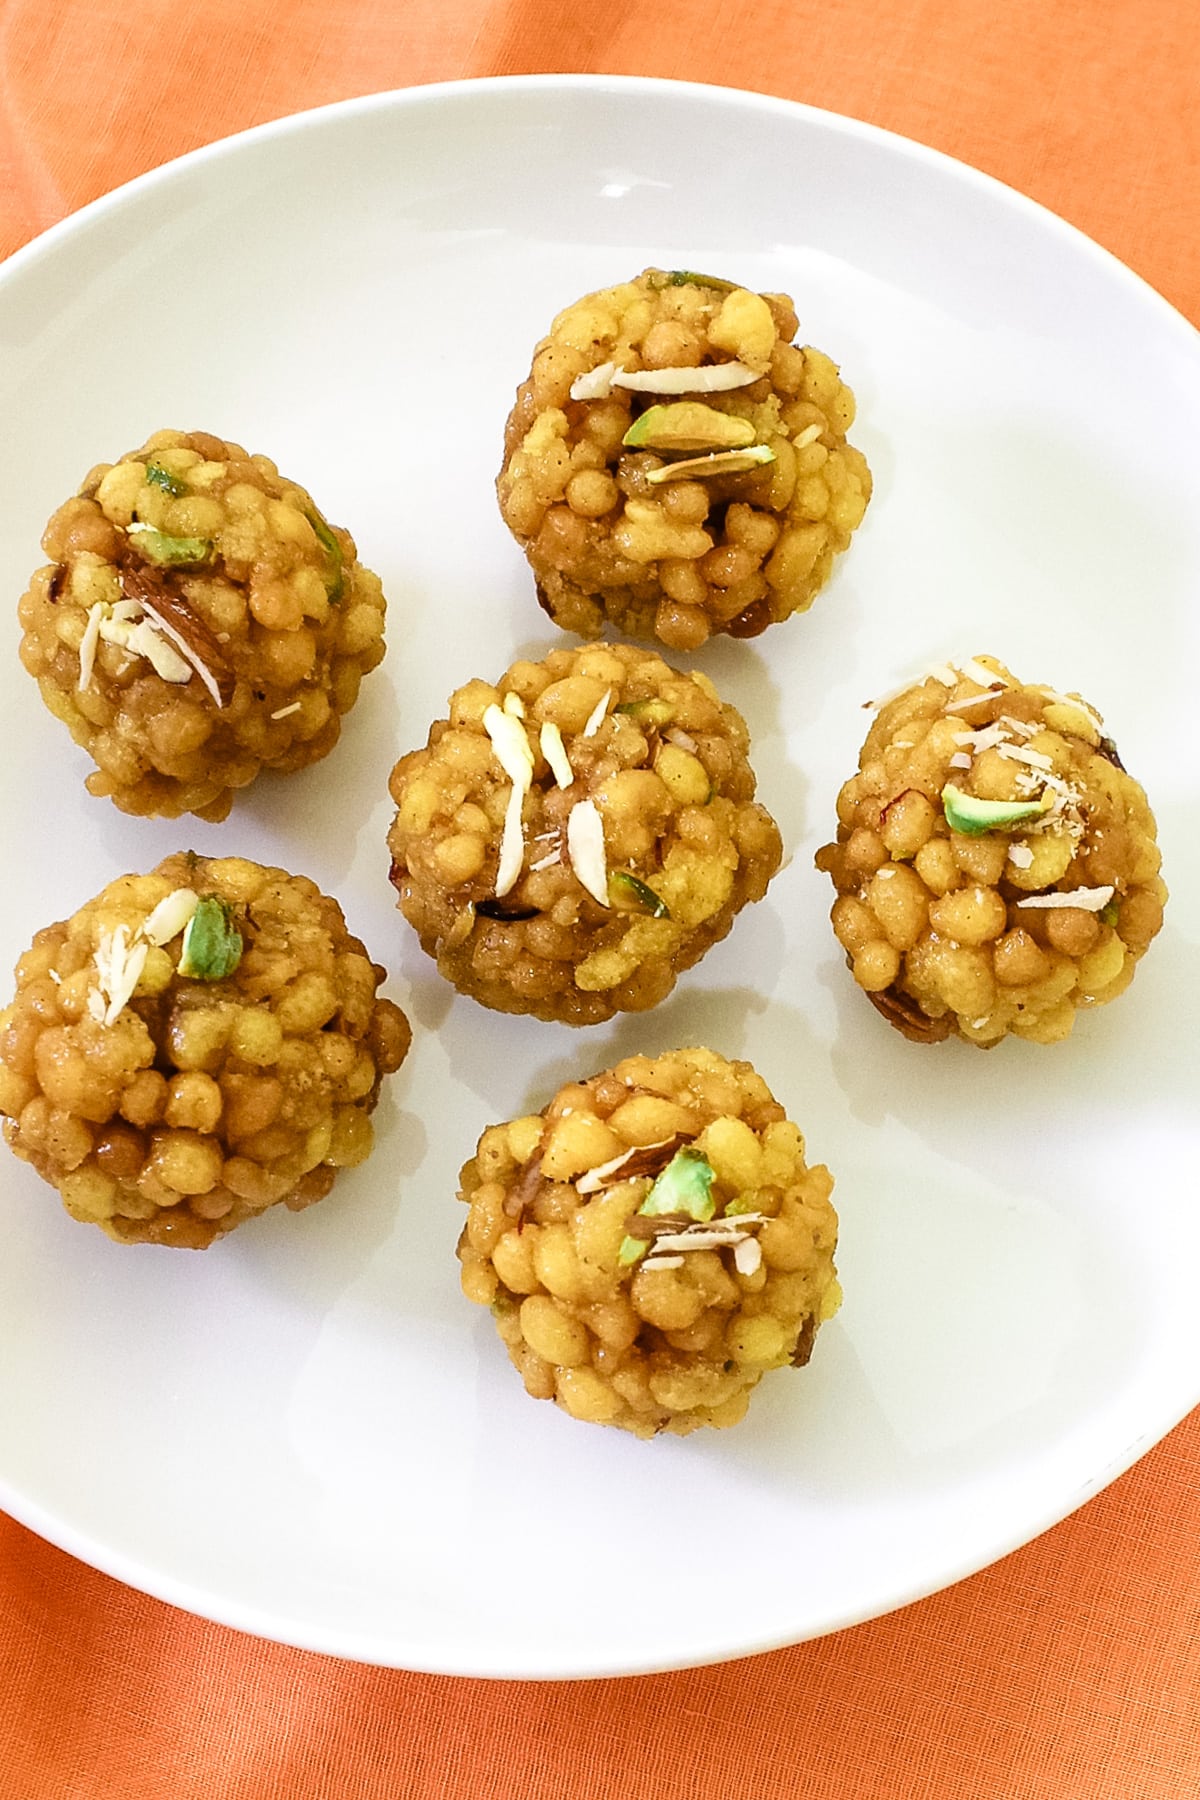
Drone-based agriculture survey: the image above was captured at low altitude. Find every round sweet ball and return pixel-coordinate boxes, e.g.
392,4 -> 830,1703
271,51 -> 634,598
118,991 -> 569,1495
386,642 -> 782,1025
457,1047 -> 841,1437
18,430 -> 387,821
0,854 -> 412,1247
815,655 -> 1167,1045
496,268 -> 872,649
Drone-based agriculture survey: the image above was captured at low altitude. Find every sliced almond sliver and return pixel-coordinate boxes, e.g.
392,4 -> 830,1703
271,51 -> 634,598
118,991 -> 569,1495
124,619 -> 193,684
141,888 -> 200,947
566,799 -> 609,907
569,360 -> 619,401
1016,884 -> 1115,912
495,783 -> 527,898
612,361 -> 762,395
119,563 -> 233,708
77,603 -> 104,691
539,721 -> 574,789
580,689 -> 613,739
483,704 -> 535,787
575,1134 -> 691,1195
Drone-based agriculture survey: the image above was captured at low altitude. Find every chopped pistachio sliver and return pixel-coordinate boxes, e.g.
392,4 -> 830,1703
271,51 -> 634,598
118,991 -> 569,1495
646,269 -> 739,293
623,402 -> 756,455
306,509 -> 345,603
614,697 -> 673,726
639,1147 -> 716,1222
143,460 -> 187,497
125,522 -> 213,568
646,444 -> 775,485
608,870 -> 670,918
941,782 -> 1051,836
1100,899 -> 1121,926
179,896 -> 243,980
617,1235 -> 648,1267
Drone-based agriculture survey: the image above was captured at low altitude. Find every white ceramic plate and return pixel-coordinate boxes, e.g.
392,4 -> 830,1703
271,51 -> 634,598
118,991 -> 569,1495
0,76 -> 1197,1680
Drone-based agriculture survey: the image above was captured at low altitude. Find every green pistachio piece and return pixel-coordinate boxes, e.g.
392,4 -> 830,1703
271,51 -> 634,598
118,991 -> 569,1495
608,870 -> 670,918
623,402 -> 757,455
143,461 -> 188,497
178,896 -> 243,981
1099,899 -> 1120,926
725,1195 -> 758,1215
614,697 -> 674,725
638,1147 -> 716,1222
125,522 -> 213,568
647,270 -> 739,294
645,444 -> 775,484
617,1235 -> 648,1267
307,510 -> 345,604
941,782 -> 1051,836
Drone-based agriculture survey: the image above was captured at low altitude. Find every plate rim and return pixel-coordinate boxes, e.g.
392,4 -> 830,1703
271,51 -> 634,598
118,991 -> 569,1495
1,72 -> 1197,1679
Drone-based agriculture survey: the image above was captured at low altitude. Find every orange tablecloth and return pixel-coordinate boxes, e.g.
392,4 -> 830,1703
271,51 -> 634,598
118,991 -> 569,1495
2,3 -> 1198,1796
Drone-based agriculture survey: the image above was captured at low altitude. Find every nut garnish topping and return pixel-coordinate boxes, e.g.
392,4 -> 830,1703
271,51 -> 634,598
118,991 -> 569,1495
645,445 -> 775,484
1015,884 -> 1116,912
539,721 -> 574,789
569,360 -> 763,402
565,799 -> 610,907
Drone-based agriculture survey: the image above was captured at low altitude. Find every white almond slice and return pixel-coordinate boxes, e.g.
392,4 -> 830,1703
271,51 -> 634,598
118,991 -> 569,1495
482,704 -> 535,787
1016,884 -> 1115,912
495,783 -> 527,898
109,598 -> 143,623
77,603 -> 105,692
575,1136 -> 686,1195
566,799 -> 610,907
943,687 -> 1005,713
733,1237 -> 763,1276
1007,842 -> 1035,869
966,722 -> 1010,753
580,689 -> 613,739
948,752 -> 972,770
503,691 -> 525,718
569,360 -> 619,401
927,662 -> 960,686
86,989 -> 107,1023
640,1256 -> 685,1272
652,1229 -> 749,1253
529,850 -> 561,872
539,721 -> 574,789
132,599 -> 225,707
141,888 -> 200,947
125,619 -> 193,685
103,939 -> 149,1026
664,727 -> 698,753
611,361 -> 761,394
1000,714 -> 1037,738
997,743 -> 1054,770
270,701 -> 303,720
793,422 -> 824,450
960,657 -> 1008,688
867,662 -> 958,710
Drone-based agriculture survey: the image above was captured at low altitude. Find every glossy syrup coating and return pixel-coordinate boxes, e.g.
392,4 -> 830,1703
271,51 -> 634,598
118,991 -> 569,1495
815,656 -> 1166,1044
18,431 -> 387,821
0,854 -> 411,1246
497,269 -> 871,649
457,1047 -> 841,1437
386,642 -> 782,1024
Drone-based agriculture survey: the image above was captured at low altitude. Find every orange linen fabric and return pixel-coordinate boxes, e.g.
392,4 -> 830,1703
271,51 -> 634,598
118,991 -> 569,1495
1,3 -> 1198,1798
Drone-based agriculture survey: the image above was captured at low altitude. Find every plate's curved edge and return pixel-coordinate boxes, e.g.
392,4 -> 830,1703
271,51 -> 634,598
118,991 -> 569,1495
2,71 -> 1199,1681
2,73 -> 1198,352
2,1386 -> 1194,1679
